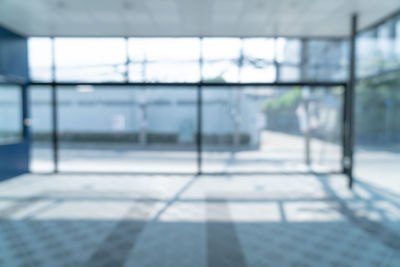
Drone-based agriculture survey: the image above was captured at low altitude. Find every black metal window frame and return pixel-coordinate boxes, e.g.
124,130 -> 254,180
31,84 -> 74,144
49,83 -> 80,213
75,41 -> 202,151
28,80 -> 352,187
26,14 -> 360,188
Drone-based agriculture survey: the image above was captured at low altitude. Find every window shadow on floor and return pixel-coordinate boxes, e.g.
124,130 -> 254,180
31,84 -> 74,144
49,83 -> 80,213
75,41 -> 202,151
0,174 -> 399,266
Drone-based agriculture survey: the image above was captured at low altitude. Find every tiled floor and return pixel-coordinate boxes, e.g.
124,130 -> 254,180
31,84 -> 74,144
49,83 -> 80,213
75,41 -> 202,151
0,174 -> 399,267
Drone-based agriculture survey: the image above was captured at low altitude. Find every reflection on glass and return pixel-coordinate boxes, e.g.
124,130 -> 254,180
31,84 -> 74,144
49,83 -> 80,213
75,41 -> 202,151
0,85 -> 23,144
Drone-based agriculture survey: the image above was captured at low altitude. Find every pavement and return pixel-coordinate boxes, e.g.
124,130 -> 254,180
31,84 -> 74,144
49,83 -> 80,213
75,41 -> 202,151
29,131 -> 342,173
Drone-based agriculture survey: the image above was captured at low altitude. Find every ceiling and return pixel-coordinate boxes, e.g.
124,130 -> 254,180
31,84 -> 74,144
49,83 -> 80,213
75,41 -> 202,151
0,0 -> 399,38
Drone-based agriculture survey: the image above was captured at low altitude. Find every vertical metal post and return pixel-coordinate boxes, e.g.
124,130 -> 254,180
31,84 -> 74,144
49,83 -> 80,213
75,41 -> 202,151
124,37 -> 129,82
51,37 -> 59,172
341,84 -> 347,175
238,37 -> 244,81
300,39 -> 312,166
274,37 -> 280,81
197,85 -> 202,175
233,38 -> 244,148
197,37 -> 203,175
21,83 -> 29,141
304,97 -> 311,166
345,14 -> 357,189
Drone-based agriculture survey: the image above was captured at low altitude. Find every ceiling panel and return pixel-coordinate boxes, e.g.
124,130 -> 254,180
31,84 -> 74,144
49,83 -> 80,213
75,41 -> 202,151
0,0 -> 399,37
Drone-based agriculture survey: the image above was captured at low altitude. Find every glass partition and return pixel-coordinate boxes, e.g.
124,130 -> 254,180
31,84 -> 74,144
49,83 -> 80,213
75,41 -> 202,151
202,86 -> 344,173
28,84 -> 346,175
0,84 -> 23,144
57,86 -> 197,173
354,14 -> 400,189
356,16 -> 400,79
354,72 -> 400,183
29,85 -> 54,172
27,36 -> 351,175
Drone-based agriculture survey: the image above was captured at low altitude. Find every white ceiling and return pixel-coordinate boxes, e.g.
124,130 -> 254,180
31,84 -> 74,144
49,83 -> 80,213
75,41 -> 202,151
0,0 -> 399,37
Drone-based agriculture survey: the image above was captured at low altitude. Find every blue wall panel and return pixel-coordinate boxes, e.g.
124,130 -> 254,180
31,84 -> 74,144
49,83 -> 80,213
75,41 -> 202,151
0,27 -> 28,79
0,25 -> 29,182
0,142 -> 30,180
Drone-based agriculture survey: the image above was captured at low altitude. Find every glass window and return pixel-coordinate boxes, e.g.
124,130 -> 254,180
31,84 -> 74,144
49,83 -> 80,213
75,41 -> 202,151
241,38 -> 276,82
305,40 -> 348,81
55,38 -> 127,82
377,20 -> 396,69
202,86 -> 343,173
276,38 -> 301,64
356,30 -> 378,78
354,71 -> 400,184
29,85 -> 54,172
128,38 -> 200,82
56,85 -> 197,173
0,84 -> 23,144
28,38 -> 53,81
242,38 -> 274,62
202,38 -> 241,82
395,17 -> 400,67
279,66 -> 301,81
241,64 -> 276,82
357,18 -> 400,79
27,37 -> 351,83
354,15 -> 400,187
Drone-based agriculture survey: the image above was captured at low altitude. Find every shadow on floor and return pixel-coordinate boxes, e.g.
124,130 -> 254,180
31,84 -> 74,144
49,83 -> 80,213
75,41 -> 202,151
0,174 -> 399,267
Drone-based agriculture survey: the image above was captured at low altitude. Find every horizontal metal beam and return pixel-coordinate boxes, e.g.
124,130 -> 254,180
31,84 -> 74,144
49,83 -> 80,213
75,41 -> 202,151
29,81 -> 347,88
34,171 -> 345,176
